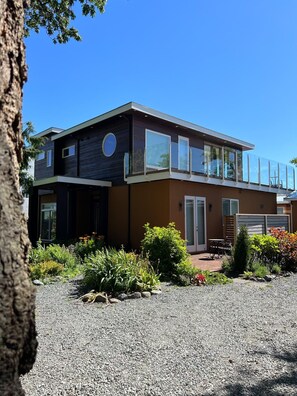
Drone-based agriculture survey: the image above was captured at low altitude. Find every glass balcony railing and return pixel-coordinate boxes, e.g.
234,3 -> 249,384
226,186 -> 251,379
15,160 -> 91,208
124,143 -> 296,191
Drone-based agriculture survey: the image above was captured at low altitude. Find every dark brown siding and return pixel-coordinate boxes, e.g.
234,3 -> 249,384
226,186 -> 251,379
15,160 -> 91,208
53,117 -> 130,184
34,138 -> 55,179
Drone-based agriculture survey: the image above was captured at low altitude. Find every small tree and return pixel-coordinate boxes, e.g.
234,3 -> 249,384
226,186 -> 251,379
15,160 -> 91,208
20,122 -> 45,195
233,226 -> 251,275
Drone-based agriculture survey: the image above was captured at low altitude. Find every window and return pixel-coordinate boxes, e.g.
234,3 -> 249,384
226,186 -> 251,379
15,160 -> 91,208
204,144 -> 222,177
36,151 -> 45,161
178,136 -> 189,171
224,148 -> 236,180
40,203 -> 56,240
62,145 -> 75,158
46,150 -> 52,167
222,198 -> 239,216
102,133 -> 117,157
146,129 -> 171,169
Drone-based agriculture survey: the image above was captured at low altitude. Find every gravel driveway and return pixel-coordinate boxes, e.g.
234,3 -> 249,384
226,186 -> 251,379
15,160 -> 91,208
21,275 -> 297,396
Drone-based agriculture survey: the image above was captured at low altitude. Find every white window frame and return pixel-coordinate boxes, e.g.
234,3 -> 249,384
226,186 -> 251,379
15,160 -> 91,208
36,151 -> 45,161
46,149 -> 52,167
145,129 -> 171,170
222,198 -> 239,216
62,145 -> 75,158
178,136 -> 189,171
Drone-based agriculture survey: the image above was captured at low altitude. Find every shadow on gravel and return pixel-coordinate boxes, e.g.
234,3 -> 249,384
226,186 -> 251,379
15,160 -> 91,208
219,344 -> 297,396
67,277 -> 84,300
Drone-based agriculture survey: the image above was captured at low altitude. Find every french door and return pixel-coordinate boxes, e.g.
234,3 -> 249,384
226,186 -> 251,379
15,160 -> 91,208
185,196 -> 207,252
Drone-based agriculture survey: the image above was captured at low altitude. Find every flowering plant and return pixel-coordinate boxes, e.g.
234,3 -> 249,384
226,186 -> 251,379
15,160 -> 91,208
194,273 -> 206,286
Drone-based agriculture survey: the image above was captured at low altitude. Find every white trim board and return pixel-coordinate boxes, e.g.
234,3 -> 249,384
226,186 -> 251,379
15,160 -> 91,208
33,176 -> 112,187
125,171 -> 290,194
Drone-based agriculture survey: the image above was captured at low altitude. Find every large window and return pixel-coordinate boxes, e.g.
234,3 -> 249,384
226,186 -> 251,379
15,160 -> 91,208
222,198 -> 239,216
204,144 -> 222,177
145,130 -> 171,170
224,148 -> 236,180
178,136 -> 189,171
40,203 -> 56,240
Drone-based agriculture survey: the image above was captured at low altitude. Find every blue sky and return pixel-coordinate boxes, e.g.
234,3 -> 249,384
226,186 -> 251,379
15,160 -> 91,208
23,0 -> 297,167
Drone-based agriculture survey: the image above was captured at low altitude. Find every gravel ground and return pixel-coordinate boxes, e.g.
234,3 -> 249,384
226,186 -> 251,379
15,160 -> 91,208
21,275 -> 297,396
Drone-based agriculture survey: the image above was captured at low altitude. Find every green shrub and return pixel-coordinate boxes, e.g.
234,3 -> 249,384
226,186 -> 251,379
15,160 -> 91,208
74,234 -> 104,261
176,260 -> 199,285
45,244 -> 77,268
141,223 -> 190,280
82,248 -> 160,294
29,241 -> 51,265
29,243 -> 78,269
202,271 -> 232,285
243,271 -> 253,279
221,255 -> 234,276
251,262 -> 269,278
30,260 -> 64,280
232,226 -> 251,275
271,263 -> 282,275
250,234 -> 280,267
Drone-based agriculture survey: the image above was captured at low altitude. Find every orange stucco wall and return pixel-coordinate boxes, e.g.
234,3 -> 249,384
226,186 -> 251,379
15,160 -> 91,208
129,181 -> 170,248
116,179 -> 277,250
168,180 -> 277,243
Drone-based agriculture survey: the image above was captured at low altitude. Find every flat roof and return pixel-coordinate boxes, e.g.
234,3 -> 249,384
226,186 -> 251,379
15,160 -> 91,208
34,127 -> 64,138
51,102 -> 254,150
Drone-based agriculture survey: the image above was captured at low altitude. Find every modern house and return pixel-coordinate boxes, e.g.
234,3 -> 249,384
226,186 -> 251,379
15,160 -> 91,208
29,102 -> 296,252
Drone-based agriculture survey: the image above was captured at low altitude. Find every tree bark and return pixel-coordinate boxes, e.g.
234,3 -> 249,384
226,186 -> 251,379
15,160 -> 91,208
0,1 -> 37,395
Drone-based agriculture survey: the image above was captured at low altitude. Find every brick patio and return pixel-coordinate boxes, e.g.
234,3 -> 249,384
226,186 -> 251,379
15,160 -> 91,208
190,252 -> 223,272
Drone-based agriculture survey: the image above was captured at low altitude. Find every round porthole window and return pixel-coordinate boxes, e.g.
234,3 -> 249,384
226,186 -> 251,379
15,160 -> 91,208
102,133 -> 117,157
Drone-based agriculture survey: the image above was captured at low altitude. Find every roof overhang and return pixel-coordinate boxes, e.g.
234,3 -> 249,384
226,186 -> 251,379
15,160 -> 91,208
51,102 -> 254,151
286,191 -> 297,201
34,127 -> 64,139
33,176 -> 112,187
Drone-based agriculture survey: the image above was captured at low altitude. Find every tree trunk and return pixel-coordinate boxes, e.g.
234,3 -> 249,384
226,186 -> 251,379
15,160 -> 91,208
0,1 -> 37,395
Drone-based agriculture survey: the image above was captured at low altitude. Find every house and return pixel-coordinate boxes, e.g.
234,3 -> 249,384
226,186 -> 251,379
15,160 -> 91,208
285,191 -> 297,232
277,194 -> 291,215
28,102 -> 296,252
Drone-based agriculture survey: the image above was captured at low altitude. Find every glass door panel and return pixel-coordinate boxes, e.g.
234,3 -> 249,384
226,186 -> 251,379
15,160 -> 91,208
185,196 -> 206,252
197,198 -> 206,247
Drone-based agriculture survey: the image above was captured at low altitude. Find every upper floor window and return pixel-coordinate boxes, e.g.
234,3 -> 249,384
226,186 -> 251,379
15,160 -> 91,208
178,136 -> 189,171
205,144 -> 222,177
224,148 -> 236,180
62,145 -> 75,158
36,151 -> 45,161
102,133 -> 117,157
222,198 -> 239,216
146,129 -> 170,169
46,150 -> 52,167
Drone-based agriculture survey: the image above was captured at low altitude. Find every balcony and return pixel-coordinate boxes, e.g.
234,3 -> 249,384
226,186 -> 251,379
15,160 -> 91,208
124,142 -> 296,192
